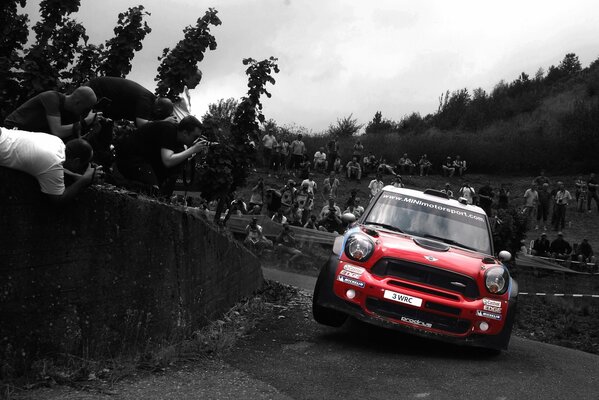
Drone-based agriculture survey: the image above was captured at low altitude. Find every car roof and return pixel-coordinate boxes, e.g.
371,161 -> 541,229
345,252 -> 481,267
380,186 -> 487,216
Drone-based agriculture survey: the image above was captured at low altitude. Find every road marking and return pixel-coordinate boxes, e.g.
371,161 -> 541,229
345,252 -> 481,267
519,292 -> 599,298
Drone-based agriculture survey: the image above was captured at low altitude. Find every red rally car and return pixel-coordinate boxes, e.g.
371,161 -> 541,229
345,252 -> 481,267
313,186 -> 518,351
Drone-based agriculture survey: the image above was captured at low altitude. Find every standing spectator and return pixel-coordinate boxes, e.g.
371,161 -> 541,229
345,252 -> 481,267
296,182 -> 314,224
453,155 -> 467,177
549,232 -> 572,263
458,181 -> 476,205
574,176 -> 588,213
587,172 -> 599,213
442,156 -> 455,177
477,181 -> 494,216
323,171 -> 340,200
326,137 -> 339,172
313,147 -> 327,172
497,183 -> 510,209
523,183 -> 539,229
441,182 -> 454,198
368,174 -> 385,199
536,183 -> 551,231
289,134 -> 306,174
398,153 -> 415,175
4,85 -> 97,139
352,139 -> 364,163
280,139 -> 290,172
553,181 -> 572,231
418,154 -> 432,176
223,195 -> 248,225
279,179 -> 296,213
531,232 -> 550,257
275,223 -> 303,265
298,155 -> 311,180
533,169 -> 551,186
346,156 -> 362,182
287,202 -> 303,226
248,177 -> 265,212
271,143 -> 282,172
301,174 -> 317,195
262,130 -> 278,169
244,217 -> 273,255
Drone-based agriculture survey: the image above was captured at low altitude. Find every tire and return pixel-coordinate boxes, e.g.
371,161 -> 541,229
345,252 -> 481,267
312,260 -> 348,327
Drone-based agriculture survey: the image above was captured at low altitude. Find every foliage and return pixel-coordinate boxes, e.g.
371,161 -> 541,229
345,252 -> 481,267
194,57 -> 280,216
365,111 -> 397,134
98,6 -> 151,78
491,208 -> 528,258
0,0 -> 29,121
201,97 -> 239,136
155,8 -> 221,101
327,113 -> 363,137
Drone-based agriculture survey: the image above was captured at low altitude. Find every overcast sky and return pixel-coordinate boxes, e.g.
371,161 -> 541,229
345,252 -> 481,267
20,0 -> 599,132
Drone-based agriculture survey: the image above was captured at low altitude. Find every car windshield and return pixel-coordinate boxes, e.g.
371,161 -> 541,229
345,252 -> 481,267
364,191 -> 492,254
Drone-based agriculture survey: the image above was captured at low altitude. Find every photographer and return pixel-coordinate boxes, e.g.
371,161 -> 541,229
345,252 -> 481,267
248,177 -> 264,212
318,197 -> 343,233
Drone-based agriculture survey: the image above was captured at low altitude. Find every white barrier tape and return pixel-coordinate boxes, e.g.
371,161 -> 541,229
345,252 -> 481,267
520,292 -> 599,298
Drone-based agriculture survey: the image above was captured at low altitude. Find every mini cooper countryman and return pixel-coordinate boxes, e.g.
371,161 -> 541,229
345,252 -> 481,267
312,186 -> 518,351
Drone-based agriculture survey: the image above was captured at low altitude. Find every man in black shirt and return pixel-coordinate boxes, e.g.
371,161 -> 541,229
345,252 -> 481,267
115,115 -> 207,195
86,76 -> 173,127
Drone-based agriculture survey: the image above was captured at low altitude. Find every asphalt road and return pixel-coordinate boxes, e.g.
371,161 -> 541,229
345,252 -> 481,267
14,267 -> 599,400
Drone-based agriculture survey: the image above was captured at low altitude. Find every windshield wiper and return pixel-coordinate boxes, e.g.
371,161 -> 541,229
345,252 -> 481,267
364,222 -> 404,233
422,234 -> 477,251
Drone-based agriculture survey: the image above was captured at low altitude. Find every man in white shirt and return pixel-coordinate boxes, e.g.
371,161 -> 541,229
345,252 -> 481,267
368,174 -> 384,199
313,147 -> 327,172
0,127 -> 98,204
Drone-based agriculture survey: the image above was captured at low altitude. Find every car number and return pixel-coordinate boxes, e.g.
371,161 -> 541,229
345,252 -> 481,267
383,290 -> 423,307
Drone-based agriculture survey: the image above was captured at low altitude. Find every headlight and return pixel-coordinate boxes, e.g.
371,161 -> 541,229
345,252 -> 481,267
484,267 -> 509,294
345,234 -> 374,262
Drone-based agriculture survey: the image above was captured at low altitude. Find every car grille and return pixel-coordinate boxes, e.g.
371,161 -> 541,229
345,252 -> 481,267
366,297 -> 470,334
371,258 -> 480,299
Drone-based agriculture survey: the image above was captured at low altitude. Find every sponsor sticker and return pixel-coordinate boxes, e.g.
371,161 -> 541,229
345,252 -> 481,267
340,270 -> 362,279
401,316 -> 432,328
383,290 -> 423,307
476,310 -> 502,320
482,298 -> 502,307
337,275 -> 365,288
343,264 -> 365,275
483,305 -> 502,313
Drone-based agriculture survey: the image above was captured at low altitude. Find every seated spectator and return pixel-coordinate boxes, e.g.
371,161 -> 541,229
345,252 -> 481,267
271,208 -> 288,224
550,232 -> 572,263
531,232 -> 550,257
244,217 -> 273,255
295,183 -> 314,224
418,154 -> 432,176
353,197 -> 365,218
441,182 -> 454,198
304,214 -> 318,229
398,153 -> 416,175
368,174 -> 384,199
442,156 -> 455,177
352,139 -> 364,162
280,179 -> 297,213
248,204 -> 262,215
391,175 -> 404,188
0,128 -> 99,204
115,115 -> 208,196
345,188 -> 358,210
333,156 -> 343,174
287,202 -> 303,226
458,181 -> 476,205
275,222 -> 303,265
323,172 -> 340,200
575,238 -> 596,265
313,147 -> 327,172
452,155 -> 467,177
377,159 -> 396,176
4,86 -> 98,139
300,174 -> 317,195
223,195 -> 248,225
298,155 -> 312,180
346,156 -> 362,182
318,197 -> 343,233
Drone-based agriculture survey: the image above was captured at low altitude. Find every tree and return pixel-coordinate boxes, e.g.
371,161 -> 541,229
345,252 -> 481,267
155,8 -> 221,101
98,6 -> 151,78
365,111 -> 397,134
327,114 -> 363,137
559,53 -> 581,76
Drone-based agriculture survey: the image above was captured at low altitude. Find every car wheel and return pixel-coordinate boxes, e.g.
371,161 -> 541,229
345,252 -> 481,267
312,261 -> 347,327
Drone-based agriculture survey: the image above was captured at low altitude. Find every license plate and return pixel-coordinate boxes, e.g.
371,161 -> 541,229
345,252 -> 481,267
383,290 -> 423,307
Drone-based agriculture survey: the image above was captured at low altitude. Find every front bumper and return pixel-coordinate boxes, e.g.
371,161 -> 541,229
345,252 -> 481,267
319,257 -> 517,350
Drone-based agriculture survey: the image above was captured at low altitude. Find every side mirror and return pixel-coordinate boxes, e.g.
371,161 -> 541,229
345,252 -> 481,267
498,250 -> 512,262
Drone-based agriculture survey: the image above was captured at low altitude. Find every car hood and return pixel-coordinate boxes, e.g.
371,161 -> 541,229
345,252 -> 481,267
370,230 -> 495,277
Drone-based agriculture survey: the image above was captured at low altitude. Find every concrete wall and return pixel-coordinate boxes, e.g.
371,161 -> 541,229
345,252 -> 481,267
0,167 -> 263,374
